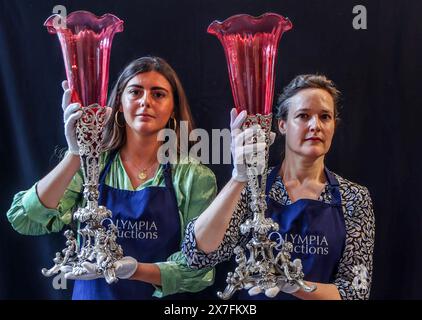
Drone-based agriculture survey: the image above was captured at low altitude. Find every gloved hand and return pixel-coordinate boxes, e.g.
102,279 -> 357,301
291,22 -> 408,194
263,258 -> 302,297
60,263 -> 101,281
247,280 -> 300,298
230,108 -> 276,182
62,80 -> 82,155
61,80 -> 112,155
279,281 -> 301,294
61,256 -> 138,281
264,281 -> 301,298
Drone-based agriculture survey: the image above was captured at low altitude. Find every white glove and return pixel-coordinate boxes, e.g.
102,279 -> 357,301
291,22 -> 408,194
60,263 -> 101,281
61,80 -> 112,155
62,81 -> 82,155
230,108 -> 276,182
113,256 -> 139,279
263,283 -> 300,298
264,259 -> 302,297
279,281 -> 301,294
247,281 -> 300,298
61,256 -> 138,281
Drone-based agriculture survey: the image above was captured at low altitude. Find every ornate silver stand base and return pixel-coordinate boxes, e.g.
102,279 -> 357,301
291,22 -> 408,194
42,104 -> 123,284
217,113 -> 316,300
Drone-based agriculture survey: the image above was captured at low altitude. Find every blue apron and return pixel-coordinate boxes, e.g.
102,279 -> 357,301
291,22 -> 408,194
72,151 -> 182,300
238,165 -> 346,300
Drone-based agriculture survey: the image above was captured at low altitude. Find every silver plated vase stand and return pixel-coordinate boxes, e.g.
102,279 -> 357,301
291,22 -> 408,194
217,113 -> 317,299
42,105 -> 123,284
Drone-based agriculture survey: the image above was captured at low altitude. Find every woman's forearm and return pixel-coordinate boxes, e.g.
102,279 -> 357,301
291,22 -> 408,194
194,178 -> 247,254
293,282 -> 341,300
36,152 -> 81,209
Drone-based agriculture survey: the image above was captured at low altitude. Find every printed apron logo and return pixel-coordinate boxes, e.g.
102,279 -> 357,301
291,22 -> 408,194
114,219 -> 158,240
269,232 -> 329,255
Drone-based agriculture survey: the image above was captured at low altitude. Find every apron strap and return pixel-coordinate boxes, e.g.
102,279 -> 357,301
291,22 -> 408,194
324,168 -> 342,206
162,163 -> 174,190
162,162 -> 180,216
265,164 -> 282,195
99,150 -> 119,185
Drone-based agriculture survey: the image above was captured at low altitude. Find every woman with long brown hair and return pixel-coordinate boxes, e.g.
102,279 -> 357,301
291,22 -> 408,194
7,56 -> 216,300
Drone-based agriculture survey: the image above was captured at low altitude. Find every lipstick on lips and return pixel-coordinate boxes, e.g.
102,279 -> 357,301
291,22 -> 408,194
305,136 -> 323,142
137,113 -> 154,119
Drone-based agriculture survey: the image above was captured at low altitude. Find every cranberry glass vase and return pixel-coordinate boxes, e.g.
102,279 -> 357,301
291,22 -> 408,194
208,13 -> 292,117
41,11 -> 125,285
44,10 -> 123,109
208,14 -> 315,300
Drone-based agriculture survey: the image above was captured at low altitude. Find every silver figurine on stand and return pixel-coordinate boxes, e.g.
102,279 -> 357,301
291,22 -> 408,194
217,114 -> 316,299
42,105 -> 123,284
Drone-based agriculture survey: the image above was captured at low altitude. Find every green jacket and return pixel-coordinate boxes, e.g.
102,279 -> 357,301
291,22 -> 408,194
6,151 -> 217,298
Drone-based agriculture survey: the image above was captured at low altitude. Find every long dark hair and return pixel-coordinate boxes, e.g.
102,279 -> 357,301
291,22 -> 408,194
102,56 -> 195,153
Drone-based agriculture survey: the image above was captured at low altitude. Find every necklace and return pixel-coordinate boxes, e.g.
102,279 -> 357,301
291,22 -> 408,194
137,163 -> 156,180
122,158 -> 158,181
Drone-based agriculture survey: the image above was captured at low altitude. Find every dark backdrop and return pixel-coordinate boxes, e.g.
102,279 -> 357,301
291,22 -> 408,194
1,0 -> 421,299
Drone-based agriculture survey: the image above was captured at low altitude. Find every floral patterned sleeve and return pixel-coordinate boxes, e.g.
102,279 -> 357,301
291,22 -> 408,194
183,172 -> 376,300
333,177 -> 375,300
182,185 -> 252,269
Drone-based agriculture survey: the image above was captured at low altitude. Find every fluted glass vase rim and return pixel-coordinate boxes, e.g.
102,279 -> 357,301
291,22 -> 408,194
207,12 -> 292,35
44,10 -> 124,34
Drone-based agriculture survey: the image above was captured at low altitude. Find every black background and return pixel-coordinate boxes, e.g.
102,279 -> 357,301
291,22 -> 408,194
1,0 -> 421,299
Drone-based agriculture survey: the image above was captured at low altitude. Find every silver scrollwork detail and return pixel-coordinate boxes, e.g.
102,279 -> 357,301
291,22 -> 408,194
217,113 -> 316,300
42,104 -> 124,284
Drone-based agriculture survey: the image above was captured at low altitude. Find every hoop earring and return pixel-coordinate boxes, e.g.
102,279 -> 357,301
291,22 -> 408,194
114,112 -> 125,128
168,117 -> 177,131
